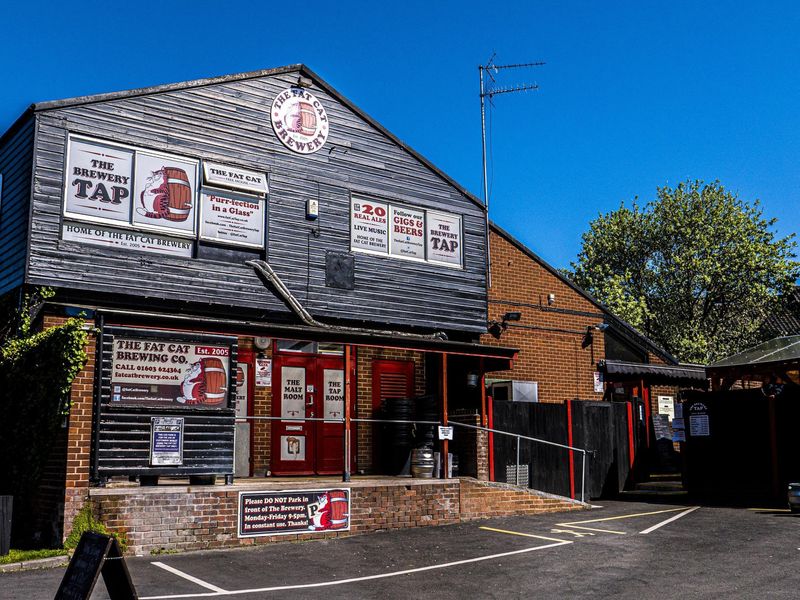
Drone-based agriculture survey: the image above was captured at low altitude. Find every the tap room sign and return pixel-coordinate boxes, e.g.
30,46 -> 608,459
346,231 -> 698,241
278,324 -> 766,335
238,489 -> 350,537
111,336 -> 231,408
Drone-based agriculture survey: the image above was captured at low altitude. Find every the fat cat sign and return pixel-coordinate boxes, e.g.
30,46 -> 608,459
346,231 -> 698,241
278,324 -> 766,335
111,336 -> 231,409
271,87 -> 329,154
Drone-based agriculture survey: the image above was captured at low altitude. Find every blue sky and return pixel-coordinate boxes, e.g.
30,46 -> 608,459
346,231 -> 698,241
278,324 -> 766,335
2,1 -> 798,269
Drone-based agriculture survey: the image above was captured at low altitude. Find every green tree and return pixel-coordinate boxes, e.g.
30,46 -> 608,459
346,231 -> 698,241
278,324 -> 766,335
569,180 -> 799,364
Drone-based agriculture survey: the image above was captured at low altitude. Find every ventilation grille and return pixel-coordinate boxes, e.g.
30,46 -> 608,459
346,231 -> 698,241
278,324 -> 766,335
506,464 -> 529,487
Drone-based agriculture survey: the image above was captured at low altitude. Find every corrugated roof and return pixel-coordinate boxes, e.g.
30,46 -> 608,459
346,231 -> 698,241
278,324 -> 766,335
599,359 -> 707,383
761,287 -> 800,338
708,335 -> 800,370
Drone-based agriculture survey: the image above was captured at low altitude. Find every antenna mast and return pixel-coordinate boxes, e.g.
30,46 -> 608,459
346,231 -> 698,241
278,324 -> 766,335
480,56 -> 544,287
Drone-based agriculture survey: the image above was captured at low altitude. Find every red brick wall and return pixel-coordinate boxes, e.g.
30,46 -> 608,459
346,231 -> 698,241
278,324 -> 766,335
41,315 -> 97,542
90,478 -> 584,555
482,232 -> 606,403
460,479 -> 583,520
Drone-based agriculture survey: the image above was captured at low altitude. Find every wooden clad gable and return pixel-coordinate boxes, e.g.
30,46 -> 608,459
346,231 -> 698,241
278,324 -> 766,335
22,66 -> 487,333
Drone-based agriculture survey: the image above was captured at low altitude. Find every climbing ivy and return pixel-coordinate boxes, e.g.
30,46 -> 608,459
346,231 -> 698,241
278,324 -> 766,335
0,288 -> 91,502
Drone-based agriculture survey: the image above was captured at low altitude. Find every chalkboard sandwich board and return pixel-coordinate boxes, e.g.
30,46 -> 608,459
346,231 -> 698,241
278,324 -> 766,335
54,532 -> 137,600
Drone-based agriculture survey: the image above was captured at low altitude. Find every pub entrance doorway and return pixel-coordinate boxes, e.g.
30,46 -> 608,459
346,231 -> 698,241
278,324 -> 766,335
271,341 -> 354,475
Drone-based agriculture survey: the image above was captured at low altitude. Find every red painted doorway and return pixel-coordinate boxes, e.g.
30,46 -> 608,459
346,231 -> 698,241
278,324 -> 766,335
271,348 -> 354,475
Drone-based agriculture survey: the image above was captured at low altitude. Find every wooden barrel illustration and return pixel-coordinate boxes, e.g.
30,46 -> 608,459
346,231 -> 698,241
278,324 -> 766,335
286,101 -> 317,136
328,491 -> 349,529
201,357 -> 227,405
163,167 -> 192,222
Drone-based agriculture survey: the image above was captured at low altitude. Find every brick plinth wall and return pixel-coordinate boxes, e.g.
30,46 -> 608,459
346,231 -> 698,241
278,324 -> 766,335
459,479 -> 583,520
90,478 -> 584,555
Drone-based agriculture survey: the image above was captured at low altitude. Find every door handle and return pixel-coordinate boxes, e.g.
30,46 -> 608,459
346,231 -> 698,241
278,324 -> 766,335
307,394 -> 314,406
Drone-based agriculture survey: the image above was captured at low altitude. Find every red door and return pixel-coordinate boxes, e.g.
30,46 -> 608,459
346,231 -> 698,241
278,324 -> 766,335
372,360 -> 415,471
271,353 -> 354,475
272,355 -> 316,475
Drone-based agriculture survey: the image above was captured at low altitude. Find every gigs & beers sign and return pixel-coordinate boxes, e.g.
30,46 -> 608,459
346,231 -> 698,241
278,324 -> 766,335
111,336 -> 231,409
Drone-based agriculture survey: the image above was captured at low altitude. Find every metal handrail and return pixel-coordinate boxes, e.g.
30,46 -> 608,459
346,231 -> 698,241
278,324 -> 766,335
447,420 -> 589,503
231,414 -> 590,503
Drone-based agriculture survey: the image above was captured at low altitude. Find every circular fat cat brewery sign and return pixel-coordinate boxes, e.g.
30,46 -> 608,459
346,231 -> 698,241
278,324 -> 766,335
271,87 -> 330,154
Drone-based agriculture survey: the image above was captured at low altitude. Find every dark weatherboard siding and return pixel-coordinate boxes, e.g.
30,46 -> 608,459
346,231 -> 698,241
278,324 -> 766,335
0,115 -> 34,296
26,67 -> 487,333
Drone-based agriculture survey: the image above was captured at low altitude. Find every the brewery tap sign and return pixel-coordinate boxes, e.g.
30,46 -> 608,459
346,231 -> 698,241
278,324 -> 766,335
111,336 -> 230,408
238,489 -> 350,537
271,87 -> 329,154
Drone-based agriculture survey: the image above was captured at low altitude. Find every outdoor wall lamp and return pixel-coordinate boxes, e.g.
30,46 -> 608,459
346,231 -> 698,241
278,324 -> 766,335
487,311 -> 523,339
582,322 -> 609,348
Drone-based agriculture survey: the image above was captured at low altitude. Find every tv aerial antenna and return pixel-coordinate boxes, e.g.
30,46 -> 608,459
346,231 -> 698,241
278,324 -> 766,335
479,53 -> 544,287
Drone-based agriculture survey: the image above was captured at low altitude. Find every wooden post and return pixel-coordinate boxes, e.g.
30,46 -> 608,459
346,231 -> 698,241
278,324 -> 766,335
441,353 -> 449,479
343,344 -> 352,482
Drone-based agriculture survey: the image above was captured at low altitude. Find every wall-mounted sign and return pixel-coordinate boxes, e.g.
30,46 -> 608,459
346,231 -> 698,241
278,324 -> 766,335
235,363 -> 249,418
438,426 -> 454,440
658,395 -> 675,422
255,357 -> 272,387
389,205 -> 425,259
280,434 -> 306,461
593,371 -> 604,393
111,337 -> 230,408
351,198 -> 389,254
62,222 -> 193,257
238,489 -> 350,537
688,403 -> 710,437
150,417 -> 184,466
271,88 -> 329,154
65,138 -> 134,223
132,151 -> 198,235
350,196 -> 464,268
280,366 -> 305,419
199,189 -> 266,248
203,162 -> 268,195
427,210 -> 462,267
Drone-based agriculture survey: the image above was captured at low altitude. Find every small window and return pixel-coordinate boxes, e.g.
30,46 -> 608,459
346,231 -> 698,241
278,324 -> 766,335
276,340 -> 316,354
274,340 -> 344,355
317,343 -> 344,356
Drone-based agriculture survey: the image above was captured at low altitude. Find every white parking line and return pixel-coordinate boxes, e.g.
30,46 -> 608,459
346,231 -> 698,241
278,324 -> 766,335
141,540 -> 572,599
151,561 -> 228,593
639,506 -> 700,534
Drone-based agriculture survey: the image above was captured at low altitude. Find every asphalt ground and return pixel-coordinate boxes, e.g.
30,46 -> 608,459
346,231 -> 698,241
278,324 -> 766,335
3,499 -> 799,599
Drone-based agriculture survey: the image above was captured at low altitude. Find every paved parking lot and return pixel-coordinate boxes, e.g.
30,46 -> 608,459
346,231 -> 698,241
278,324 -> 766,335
3,500 -> 799,599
